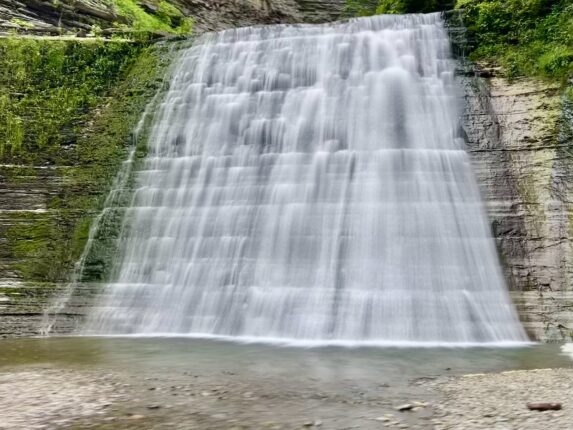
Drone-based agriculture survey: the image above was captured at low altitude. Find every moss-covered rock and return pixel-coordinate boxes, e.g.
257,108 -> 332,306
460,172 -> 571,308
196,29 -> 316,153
0,38 -> 172,284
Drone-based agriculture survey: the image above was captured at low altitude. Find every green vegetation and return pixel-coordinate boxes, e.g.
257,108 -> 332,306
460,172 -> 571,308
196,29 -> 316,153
0,39 -> 172,282
345,0 -> 452,16
10,18 -> 35,29
345,0 -> 573,81
0,39 -> 138,159
377,0 -> 453,14
6,0 -> 193,37
345,0 -> 381,16
112,0 -> 193,35
457,0 -> 573,81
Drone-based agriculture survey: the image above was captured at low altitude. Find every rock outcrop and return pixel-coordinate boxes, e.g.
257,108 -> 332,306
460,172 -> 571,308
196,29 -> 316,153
0,0 -> 121,35
461,71 -> 573,341
163,0 -> 302,33
292,0 -> 347,23
0,39 -> 177,337
0,0 -> 349,35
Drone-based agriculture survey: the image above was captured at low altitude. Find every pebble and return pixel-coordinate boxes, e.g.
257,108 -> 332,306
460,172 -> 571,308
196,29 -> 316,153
395,404 -> 414,412
374,416 -> 391,422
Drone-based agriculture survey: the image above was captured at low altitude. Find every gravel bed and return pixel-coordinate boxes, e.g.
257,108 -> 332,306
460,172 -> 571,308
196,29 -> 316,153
2,366 -> 573,429
427,368 -> 573,430
0,369 -> 123,430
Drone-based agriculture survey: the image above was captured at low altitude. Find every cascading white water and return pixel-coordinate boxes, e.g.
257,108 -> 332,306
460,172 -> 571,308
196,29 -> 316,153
85,13 -> 528,345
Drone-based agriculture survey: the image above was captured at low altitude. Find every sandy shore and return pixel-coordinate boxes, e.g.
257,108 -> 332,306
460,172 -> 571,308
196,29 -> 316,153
1,365 -> 572,429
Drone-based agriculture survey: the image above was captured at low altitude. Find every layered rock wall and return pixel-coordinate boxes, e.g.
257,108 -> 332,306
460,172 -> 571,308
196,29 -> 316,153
0,0 -> 349,35
461,73 -> 573,341
292,0 -> 346,23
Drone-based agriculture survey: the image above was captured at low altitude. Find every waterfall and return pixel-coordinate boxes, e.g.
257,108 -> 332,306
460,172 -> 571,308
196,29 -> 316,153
84,14 -> 527,345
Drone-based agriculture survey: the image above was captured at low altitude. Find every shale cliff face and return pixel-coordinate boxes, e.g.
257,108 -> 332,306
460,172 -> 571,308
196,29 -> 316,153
0,0 -> 347,35
462,72 -> 573,341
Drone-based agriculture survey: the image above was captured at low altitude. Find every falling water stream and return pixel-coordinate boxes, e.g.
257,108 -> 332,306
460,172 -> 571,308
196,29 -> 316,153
84,14 -> 527,345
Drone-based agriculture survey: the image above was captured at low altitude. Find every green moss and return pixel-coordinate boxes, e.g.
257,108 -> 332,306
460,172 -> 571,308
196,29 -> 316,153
345,0 -> 453,16
0,39 -> 142,160
1,38 -> 173,283
345,0 -> 381,16
10,18 -> 35,29
376,0 -> 408,14
112,0 -> 193,35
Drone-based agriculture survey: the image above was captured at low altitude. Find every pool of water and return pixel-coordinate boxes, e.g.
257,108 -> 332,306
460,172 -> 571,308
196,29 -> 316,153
1,337 -> 571,383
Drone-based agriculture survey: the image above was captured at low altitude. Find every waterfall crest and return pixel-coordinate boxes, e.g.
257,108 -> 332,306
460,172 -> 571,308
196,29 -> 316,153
85,14 -> 528,345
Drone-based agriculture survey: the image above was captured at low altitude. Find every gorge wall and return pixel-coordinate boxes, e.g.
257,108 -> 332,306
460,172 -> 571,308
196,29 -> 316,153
0,0 -> 348,35
462,72 -> 573,341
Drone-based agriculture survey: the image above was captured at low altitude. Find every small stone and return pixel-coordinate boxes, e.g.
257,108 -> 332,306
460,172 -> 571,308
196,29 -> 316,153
147,404 -> 161,410
395,404 -> 414,412
374,416 -> 391,422
527,403 -> 562,411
